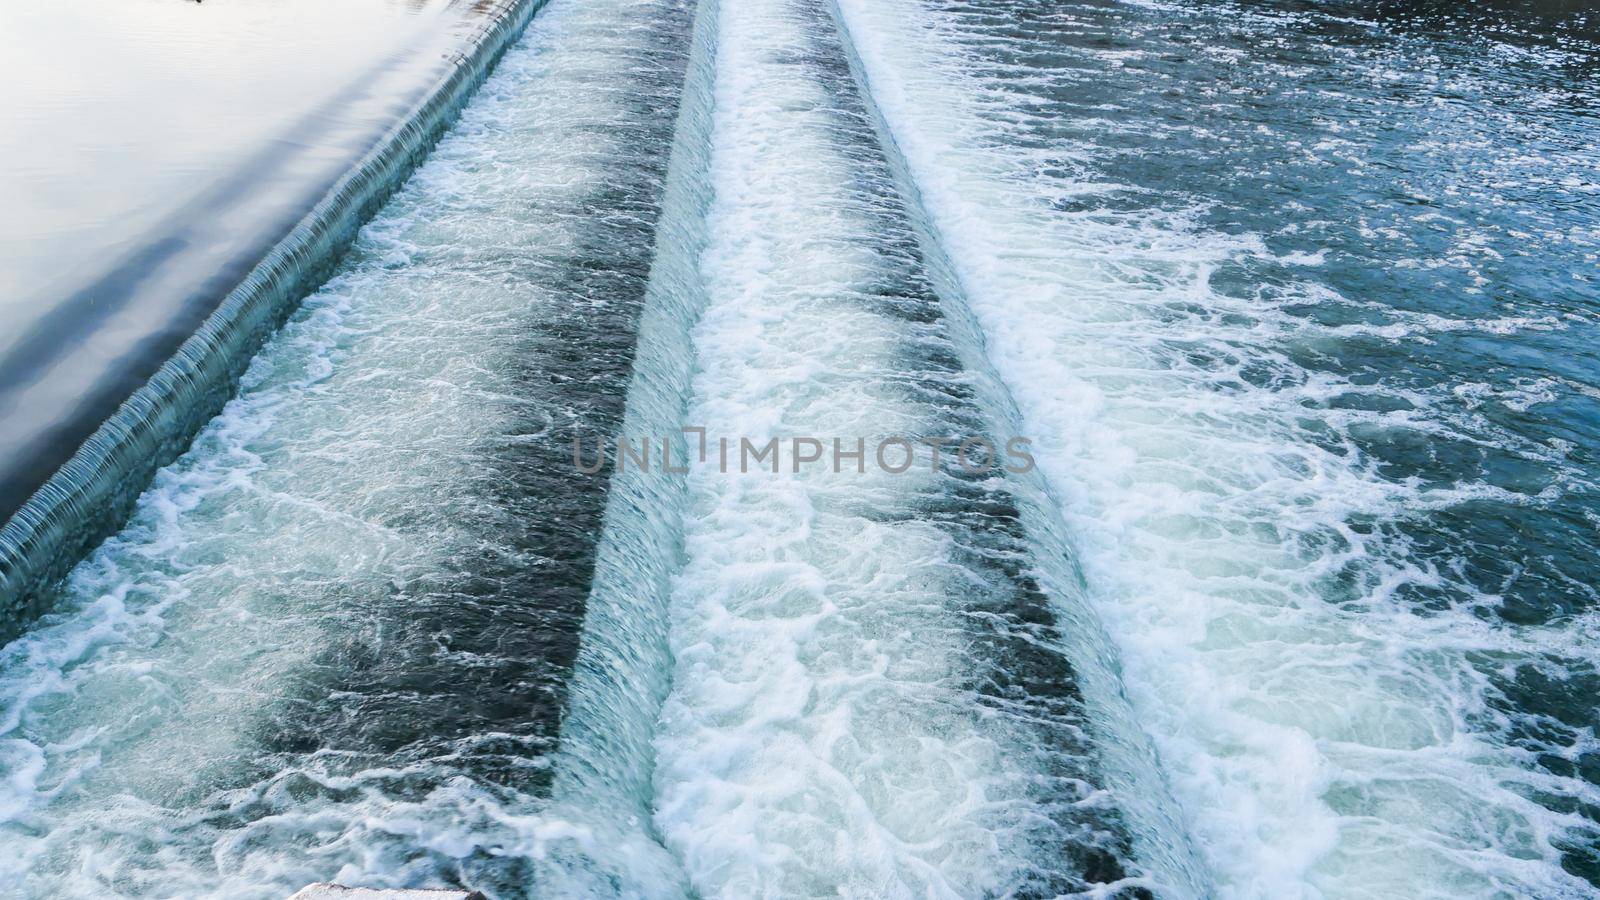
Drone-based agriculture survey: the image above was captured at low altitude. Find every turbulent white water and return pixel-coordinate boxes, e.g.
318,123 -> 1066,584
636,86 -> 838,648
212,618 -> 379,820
589,0 -> 1164,892
829,0 -> 1600,896
3,0 -> 1598,896
0,0 -> 693,893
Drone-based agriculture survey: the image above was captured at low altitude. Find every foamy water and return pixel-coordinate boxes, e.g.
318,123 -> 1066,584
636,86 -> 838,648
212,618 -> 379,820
2,0 -> 1597,896
831,0 -> 1600,895
0,0 -> 692,893
646,0 -> 1153,892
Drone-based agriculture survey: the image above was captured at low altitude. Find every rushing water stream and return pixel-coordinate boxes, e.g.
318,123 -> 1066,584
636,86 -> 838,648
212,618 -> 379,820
1,0 -> 1597,897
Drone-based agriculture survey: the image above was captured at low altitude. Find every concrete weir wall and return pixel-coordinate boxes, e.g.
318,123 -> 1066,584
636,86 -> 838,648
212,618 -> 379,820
0,0 -> 544,641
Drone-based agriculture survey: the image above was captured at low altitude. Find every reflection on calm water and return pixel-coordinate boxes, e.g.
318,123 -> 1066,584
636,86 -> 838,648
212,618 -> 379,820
0,0 -> 486,518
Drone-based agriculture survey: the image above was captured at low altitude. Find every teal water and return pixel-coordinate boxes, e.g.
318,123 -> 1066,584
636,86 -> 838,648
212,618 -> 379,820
832,0 -> 1600,892
944,0 -> 1600,883
0,0 -> 1596,896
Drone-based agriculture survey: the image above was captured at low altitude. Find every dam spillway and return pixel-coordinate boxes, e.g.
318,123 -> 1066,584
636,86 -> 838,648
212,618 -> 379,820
1,0 -> 1598,897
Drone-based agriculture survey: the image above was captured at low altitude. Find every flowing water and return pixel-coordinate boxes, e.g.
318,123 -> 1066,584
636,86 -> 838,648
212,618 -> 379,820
2,0 -> 1597,897
828,0 -> 1600,894
0,0 -> 692,893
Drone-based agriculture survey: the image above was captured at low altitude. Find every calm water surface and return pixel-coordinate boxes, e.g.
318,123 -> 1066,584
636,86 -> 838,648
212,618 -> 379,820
0,0 -> 488,517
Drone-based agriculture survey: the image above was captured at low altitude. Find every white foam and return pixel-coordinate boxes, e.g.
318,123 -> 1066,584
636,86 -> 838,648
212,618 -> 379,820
0,0 -> 693,893
829,0 -> 1599,895
646,0 -> 1118,894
